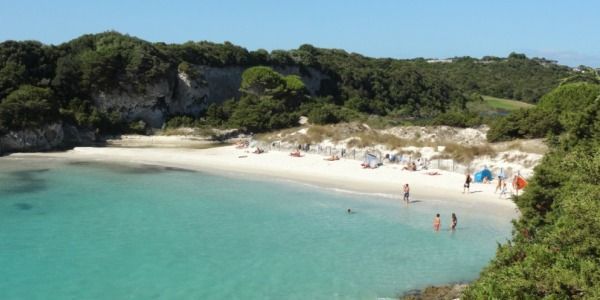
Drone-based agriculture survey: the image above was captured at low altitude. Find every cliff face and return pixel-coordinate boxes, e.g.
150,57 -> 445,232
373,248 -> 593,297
92,77 -> 176,128
0,123 -> 65,153
1,65 -> 327,154
91,65 -> 328,128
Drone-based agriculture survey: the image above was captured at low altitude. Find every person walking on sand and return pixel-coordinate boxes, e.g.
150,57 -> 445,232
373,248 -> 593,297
495,177 -> 503,193
499,182 -> 509,199
463,173 -> 472,194
403,184 -> 410,203
451,213 -> 457,231
433,213 -> 441,231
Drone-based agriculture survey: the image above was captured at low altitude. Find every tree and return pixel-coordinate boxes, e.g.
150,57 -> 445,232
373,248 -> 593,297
240,66 -> 285,96
465,83 -> 600,299
0,85 -> 57,131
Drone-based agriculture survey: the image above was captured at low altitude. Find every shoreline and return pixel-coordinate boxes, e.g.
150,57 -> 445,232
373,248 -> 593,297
7,146 -> 519,218
4,145 -> 519,297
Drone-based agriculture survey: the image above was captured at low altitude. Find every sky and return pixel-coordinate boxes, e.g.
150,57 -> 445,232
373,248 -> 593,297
1,0 -> 599,67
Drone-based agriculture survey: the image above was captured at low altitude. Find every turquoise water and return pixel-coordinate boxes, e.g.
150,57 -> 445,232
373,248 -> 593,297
0,158 -> 513,299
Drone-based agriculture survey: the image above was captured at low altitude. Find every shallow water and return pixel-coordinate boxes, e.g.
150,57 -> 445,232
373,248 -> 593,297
0,158 -> 513,299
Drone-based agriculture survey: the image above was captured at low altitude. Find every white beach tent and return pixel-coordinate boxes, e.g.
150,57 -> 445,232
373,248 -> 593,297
364,153 -> 380,168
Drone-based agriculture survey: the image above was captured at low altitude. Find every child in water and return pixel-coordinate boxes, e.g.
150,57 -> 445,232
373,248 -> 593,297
433,213 -> 441,231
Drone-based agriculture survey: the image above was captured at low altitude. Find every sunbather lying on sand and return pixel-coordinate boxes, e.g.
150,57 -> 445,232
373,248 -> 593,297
324,155 -> 340,161
425,171 -> 441,175
290,149 -> 303,157
235,140 -> 249,149
402,162 -> 417,171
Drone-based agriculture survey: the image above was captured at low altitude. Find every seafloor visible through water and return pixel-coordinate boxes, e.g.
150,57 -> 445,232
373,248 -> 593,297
0,158 -> 513,299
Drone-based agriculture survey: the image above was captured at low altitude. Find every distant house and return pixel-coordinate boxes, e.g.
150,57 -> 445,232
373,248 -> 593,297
532,58 -> 558,67
426,58 -> 453,63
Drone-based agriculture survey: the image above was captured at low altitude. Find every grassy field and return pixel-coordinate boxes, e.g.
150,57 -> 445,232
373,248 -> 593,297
481,95 -> 534,111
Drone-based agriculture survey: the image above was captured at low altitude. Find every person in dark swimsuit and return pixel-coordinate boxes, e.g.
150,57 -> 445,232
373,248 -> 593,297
451,213 -> 457,230
463,174 -> 472,194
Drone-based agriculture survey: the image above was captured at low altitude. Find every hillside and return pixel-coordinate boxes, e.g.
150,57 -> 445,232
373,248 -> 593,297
0,31 -> 574,153
413,54 -> 573,103
463,83 -> 600,298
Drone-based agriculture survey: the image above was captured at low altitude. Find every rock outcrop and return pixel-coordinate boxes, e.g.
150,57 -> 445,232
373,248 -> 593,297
92,78 -> 175,128
91,65 -> 328,128
0,65 -> 328,154
0,123 -> 65,153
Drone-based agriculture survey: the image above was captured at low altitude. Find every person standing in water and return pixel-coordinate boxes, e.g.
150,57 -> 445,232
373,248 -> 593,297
433,213 -> 441,231
403,184 -> 410,203
451,213 -> 457,230
463,173 -> 472,194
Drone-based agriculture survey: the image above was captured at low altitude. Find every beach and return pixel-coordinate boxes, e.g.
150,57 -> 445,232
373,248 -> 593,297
1,148 -> 516,298
8,145 -> 519,217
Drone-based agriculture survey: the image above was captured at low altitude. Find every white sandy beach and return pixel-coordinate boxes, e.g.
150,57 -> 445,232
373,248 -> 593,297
9,145 -> 519,216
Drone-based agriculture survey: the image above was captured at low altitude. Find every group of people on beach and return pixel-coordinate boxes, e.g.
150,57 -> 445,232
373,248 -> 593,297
433,213 -> 457,231
463,171 -> 521,198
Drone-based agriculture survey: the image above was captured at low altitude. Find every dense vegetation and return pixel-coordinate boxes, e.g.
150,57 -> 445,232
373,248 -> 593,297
412,53 -> 573,103
464,83 -> 600,299
0,31 -> 576,135
487,83 -> 600,142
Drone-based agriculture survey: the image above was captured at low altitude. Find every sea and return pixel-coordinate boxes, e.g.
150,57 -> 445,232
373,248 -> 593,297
0,157 -> 513,299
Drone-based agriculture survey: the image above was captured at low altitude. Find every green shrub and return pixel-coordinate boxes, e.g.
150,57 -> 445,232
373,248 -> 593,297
487,83 -> 600,142
464,83 -> 600,299
165,115 -> 198,128
431,111 -> 483,128
127,120 -> 148,134
308,103 -> 340,124
0,85 -> 57,130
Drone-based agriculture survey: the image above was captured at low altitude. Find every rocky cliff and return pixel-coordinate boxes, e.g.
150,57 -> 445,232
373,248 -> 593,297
0,123 -> 97,154
0,123 -> 64,153
91,65 -> 327,128
0,65 -> 327,154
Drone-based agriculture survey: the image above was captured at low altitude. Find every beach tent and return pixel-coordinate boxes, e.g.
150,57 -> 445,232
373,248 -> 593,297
474,167 -> 493,183
364,153 -> 380,168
